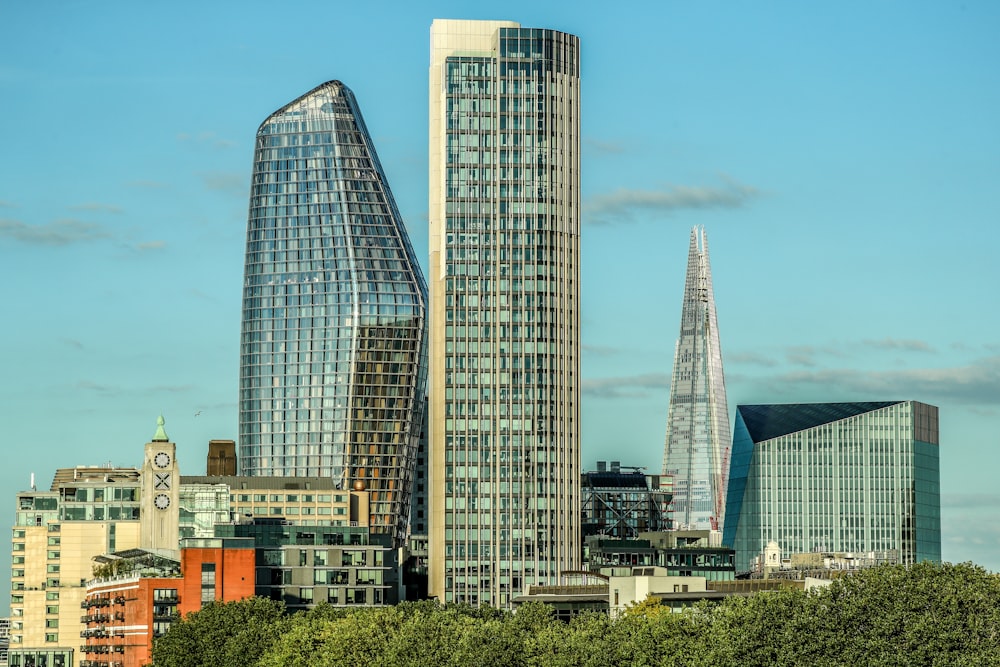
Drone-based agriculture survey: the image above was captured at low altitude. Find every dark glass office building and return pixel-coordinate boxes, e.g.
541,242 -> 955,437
239,81 -> 427,545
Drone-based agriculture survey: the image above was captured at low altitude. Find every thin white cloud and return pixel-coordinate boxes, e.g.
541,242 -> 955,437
202,171 -> 247,196
75,380 -> 194,396
755,356 -> 1000,406
863,337 -> 935,353
180,131 -> 236,150
583,137 -> 626,155
135,240 -> 167,251
69,202 -> 123,214
582,373 -> 671,398
0,218 -> 111,246
126,180 -> 168,189
0,200 -> 16,208
727,351 -> 778,367
941,494 -> 1000,509
584,177 -> 759,225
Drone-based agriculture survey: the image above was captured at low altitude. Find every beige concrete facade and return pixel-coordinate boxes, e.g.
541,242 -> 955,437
140,440 -> 181,555
429,19 -> 581,606
11,482 -> 141,663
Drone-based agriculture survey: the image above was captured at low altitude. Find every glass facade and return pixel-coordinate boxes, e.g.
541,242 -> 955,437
215,522 -> 397,609
662,227 -> 730,531
239,81 -> 428,545
178,483 -> 230,539
429,20 -> 581,607
723,401 -> 941,573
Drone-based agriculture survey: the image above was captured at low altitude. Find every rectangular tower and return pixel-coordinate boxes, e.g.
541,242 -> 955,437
429,19 -> 581,606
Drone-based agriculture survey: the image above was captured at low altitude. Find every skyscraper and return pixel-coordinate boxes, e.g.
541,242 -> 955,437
239,81 -> 427,545
724,401 -> 941,573
428,19 -> 581,606
662,227 -> 730,531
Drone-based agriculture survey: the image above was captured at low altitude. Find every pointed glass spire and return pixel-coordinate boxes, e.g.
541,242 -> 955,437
662,226 -> 730,530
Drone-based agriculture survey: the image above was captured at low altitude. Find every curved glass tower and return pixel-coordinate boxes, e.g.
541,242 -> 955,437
662,226 -> 730,531
239,81 -> 427,544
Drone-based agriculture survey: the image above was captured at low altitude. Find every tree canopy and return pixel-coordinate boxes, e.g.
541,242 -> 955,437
151,562 -> 1000,666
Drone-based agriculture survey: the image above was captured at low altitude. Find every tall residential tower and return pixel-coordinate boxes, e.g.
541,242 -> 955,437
662,227 -> 730,531
429,19 -> 581,606
239,81 -> 427,545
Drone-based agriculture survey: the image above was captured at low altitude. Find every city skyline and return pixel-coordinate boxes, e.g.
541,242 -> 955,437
2,1 -> 999,615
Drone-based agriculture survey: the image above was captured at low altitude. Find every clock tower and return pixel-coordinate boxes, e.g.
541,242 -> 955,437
140,415 -> 181,554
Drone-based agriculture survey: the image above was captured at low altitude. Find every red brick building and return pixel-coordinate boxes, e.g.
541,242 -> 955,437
80,539 -> 254,667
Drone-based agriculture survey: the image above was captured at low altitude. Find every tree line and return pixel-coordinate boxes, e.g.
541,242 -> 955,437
152,561 -> 1000,666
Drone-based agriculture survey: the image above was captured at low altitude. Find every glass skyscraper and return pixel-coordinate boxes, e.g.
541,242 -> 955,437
239,81 -> 427,545
428,19 -> 581,606
662,227 -> 730,531
724,401 -> 941,573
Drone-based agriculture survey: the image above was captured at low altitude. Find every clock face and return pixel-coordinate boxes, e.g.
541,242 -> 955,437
154,472 -> 171,490
154,452 -> 171,469
154,493 -> 171,510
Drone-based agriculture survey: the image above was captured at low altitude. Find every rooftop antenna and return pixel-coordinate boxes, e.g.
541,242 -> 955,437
30,472 -> 36,491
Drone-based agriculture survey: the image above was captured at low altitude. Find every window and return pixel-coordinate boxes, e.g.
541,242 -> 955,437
45,619 -> 59,628
201,563 -> 217,606
154,588 -> 178,602
46,605 -> 58,615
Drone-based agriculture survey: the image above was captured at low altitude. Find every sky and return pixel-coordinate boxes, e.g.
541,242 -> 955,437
1,1 -> 998,614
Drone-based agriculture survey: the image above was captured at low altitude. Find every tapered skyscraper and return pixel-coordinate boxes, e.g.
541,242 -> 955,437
429,20 -> 581,606
662,227 -> 730,531
239,81 -> 427,545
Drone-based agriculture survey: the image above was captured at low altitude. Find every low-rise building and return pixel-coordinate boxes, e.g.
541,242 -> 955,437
79,541 -> 255,667
214,520 -> 399,611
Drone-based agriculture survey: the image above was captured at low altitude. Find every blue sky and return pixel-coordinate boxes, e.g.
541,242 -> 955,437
2,1 -> 998,613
